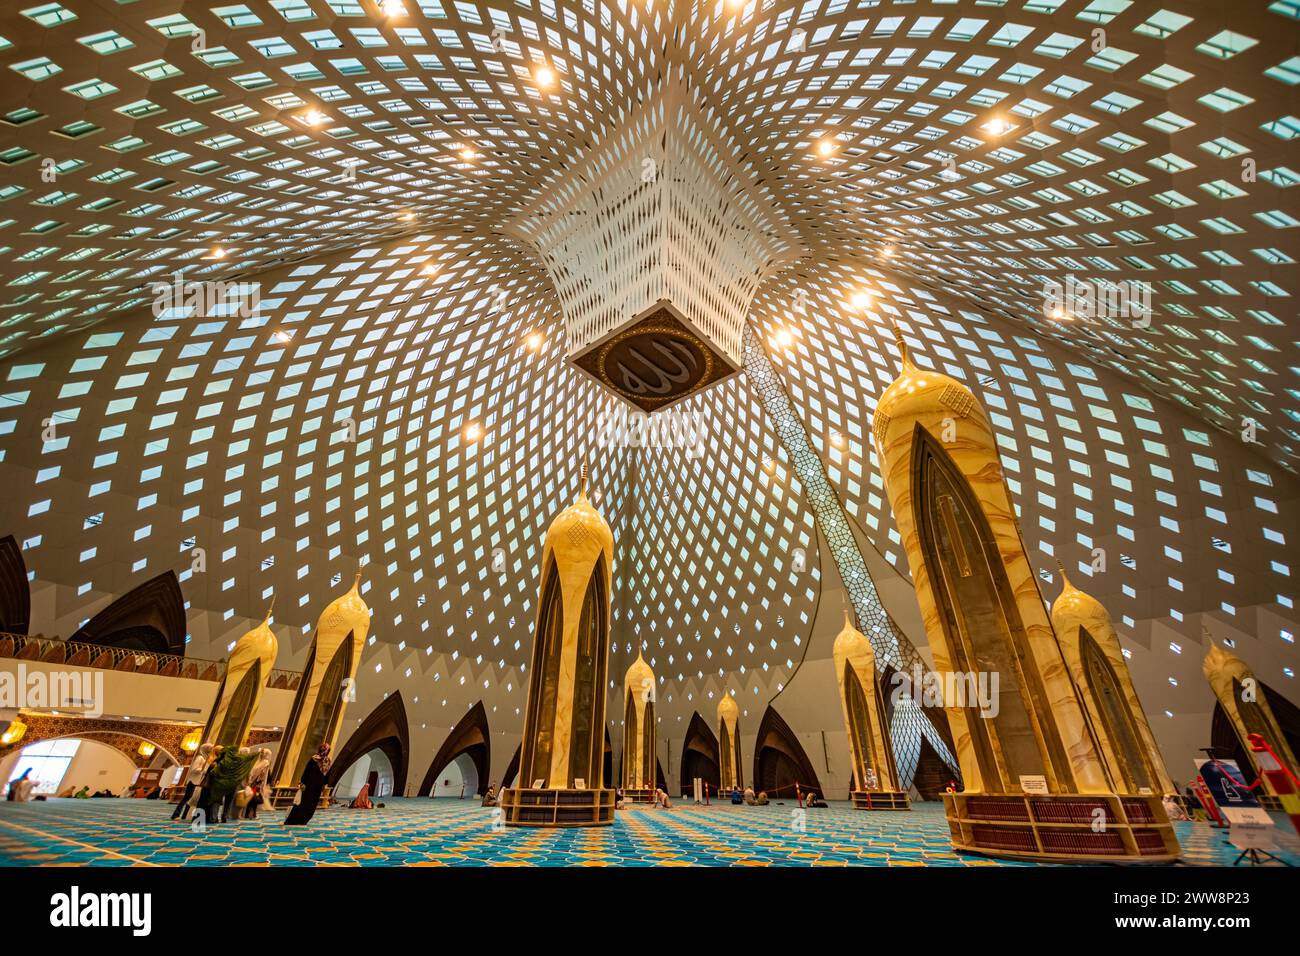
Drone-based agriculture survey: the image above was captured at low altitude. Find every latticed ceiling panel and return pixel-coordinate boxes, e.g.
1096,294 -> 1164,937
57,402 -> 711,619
0,233 -> 637,680
1,0 -> 1296,471
0,0 -> 1296,742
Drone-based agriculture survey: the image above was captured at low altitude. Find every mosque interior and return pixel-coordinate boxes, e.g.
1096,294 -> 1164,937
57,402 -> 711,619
0,0 -> 1298,877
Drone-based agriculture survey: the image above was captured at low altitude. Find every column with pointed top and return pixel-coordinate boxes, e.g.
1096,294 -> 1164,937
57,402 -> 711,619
503,468 -> 616,826
1052,562 -> 1176,796
201,599 -> 279,750
1202,638 -> 1300,799
271,572 -> 369,793
717,694 -> 743,791
620,650 -> 657,800
835,606 -> 909,810
871,322 -> 1176,861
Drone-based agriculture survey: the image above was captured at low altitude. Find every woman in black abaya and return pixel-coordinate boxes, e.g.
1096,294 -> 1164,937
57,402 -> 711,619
283,742 -> 332,826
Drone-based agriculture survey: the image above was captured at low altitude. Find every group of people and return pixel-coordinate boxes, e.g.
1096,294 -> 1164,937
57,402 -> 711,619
728,786 -> 771,806
171,742 -> 274,825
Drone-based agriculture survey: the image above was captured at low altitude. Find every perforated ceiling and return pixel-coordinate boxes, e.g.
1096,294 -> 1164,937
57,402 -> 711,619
0,0 -> 1296,756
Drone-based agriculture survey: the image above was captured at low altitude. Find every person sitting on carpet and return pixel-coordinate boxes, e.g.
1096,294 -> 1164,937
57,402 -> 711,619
73,786 -> 90,799
349,782 -> 373,809
653,788 -> 672,808
7,769 -> 35,802
481,783 -> 497,807
804,791 -> 828,808
742,786 -> 757,805
730,786 -> 743,805
754,791 -> 769,806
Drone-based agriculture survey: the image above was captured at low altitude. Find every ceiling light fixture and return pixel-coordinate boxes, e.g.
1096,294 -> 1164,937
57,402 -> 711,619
983,116 -> 1010,136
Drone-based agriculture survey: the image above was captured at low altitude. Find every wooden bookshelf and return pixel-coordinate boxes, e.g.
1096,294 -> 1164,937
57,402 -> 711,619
851,790 -> 912,811
944,792 -> 1179,864
501,787 -> 616,827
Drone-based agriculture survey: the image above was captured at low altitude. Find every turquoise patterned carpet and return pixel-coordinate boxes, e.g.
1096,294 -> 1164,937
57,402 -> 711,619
0,798 -> 1295,867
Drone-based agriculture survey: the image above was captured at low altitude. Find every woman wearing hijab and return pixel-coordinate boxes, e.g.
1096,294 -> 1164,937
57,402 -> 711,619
242,749 -> 273,819
283,742 -> 332,826
203,745 -> 257,824
172,742 -> 213,820
348,781 -> 372,809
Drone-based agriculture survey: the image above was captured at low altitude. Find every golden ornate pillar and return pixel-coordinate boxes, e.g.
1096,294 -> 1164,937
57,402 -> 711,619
717,694 -> 743,792
202,601 -> 278,750
1203,640 -> 1300,800
502,472 -> 615,826
1052,565 -> 1175,796
270,573 -> 369,794
835,607 -> 909,810
872,323 -> 1176,862
620,651 -> 657,801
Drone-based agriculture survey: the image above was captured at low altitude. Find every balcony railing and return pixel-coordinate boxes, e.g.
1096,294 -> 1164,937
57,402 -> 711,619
0,632 -> 301,690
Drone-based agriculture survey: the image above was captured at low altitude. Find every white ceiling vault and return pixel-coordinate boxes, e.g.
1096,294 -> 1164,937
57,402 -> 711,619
0,0 -> 1296,753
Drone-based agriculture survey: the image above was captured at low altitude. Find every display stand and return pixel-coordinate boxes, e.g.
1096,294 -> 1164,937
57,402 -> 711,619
851,790 -> 911,811
944,793 -> 1179,863
500,787 -> 615,827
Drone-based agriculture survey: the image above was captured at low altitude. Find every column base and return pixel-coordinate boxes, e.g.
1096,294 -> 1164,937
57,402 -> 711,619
851,790 -> 911,811
944,793 -> 1180,864
501,787 -> 616,827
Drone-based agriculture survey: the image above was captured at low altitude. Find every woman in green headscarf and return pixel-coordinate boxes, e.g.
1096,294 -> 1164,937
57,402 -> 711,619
202,745 -> 258,824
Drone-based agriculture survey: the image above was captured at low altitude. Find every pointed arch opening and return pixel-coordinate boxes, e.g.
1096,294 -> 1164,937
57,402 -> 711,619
753,706 -> 822,799
1080,627 -> 1156,793
327,692 -> 410,798
911,425 -> 1070,791
502,743 -> 521,790
419,701 -> 491,797
679,711 -> 721,795
0,535 -> 30,635
69,571 -> 187,656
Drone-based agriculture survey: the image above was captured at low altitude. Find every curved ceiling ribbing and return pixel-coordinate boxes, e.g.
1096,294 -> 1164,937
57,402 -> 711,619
0,0 -> 1295,747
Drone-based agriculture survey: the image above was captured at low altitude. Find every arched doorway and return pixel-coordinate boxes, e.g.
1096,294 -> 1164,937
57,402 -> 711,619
332,747 -> 395,800
679,712 -> 721,795
419,701 -> 491,797
2,736 -> 154,797
328,693 -> 410,797
753,706 -> 822,799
